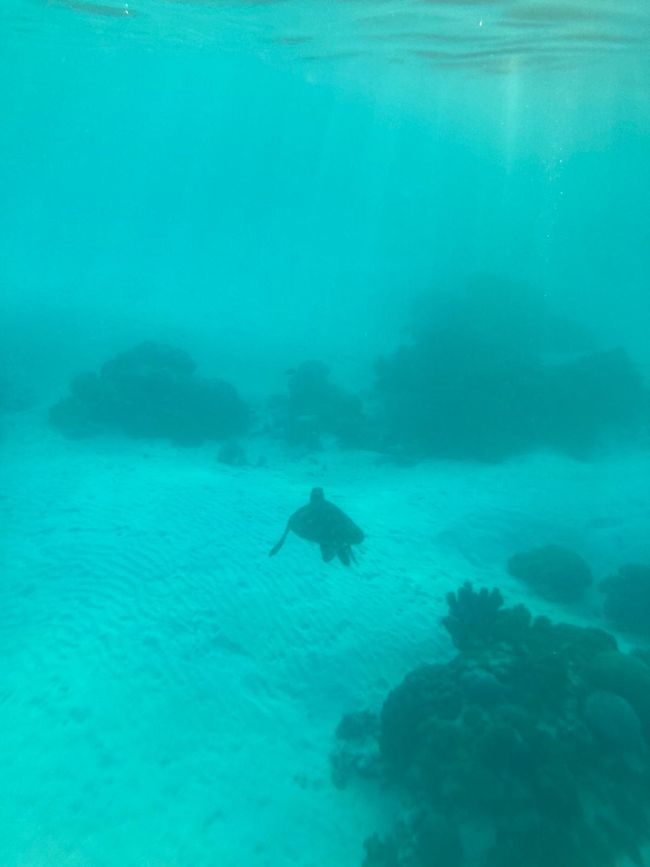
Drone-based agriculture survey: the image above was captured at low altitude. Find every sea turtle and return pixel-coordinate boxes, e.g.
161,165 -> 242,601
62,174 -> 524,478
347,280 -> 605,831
269,487 -> 364,565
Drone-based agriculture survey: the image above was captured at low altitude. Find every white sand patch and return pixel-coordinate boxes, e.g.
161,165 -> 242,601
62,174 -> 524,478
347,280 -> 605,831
1,412 -> 649,866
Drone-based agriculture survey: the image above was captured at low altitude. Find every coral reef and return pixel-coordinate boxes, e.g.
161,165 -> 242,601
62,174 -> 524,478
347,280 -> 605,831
442,582 -> 531,652
507,544 -> 593,603
269,360 -> 369,449
336,583 -> 650,867
331,711 -> 380,789
364,808 -> 463,867
373,278 -> 647,462
49,342 -> 250,445
583,690 -> 646,758
374,320 -> 539,462
600,563 -> 650,639
536,348 -> 647,458
587,650 -> 650,738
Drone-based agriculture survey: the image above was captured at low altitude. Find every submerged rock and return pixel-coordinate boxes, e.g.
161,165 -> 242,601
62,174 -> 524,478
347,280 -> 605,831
507,544 -> 592,604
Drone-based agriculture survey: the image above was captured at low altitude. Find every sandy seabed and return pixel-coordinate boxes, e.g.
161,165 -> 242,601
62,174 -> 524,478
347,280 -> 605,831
1,411 -> 649,867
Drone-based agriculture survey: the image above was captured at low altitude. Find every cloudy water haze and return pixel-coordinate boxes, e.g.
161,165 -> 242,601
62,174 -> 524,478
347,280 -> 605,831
1,1 -> 650,866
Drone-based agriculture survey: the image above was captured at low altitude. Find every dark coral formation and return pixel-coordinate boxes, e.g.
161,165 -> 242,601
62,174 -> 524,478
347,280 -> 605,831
269,360 -> 369,449
336,583 -> 650,867
49,341 -> 249,445
364,809 -> 463,867
442,582 -> 532,652
537,348 -> 647,457
600,563 -> 650,639
507,544 -> 593,603
374,322 -> 539,462
587,650 -> 650,736
331,711 -> 381,789
373,278 -> 647,462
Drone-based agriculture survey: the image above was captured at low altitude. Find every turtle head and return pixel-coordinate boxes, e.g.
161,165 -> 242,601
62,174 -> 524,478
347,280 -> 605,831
310,487 -> 325,503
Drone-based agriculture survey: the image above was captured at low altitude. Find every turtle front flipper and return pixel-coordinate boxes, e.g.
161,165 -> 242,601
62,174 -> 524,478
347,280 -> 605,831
269,521 -> 292,557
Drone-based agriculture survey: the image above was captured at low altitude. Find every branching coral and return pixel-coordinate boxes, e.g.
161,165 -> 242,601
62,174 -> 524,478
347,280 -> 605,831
442,582 -> 532,652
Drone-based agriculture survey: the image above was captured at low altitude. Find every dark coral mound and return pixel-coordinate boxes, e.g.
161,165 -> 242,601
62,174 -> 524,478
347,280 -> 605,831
50,341 -> 249,445
507,544 -> 593,603
331,711 -> 381,789
536,348 -> 647,457
269,360 -> 369,449
600,563 -> 650,640
373,277 -> 647,462
335,583 -> 650,867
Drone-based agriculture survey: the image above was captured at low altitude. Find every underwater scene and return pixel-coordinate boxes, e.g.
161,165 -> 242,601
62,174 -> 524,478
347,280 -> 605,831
2,0 -> 650,865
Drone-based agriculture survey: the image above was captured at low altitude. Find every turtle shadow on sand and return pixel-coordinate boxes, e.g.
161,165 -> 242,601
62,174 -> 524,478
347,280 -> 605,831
269,488 -> 364,566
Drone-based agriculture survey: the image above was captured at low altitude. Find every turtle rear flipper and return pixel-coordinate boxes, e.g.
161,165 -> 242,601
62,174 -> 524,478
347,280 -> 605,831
337,545 -> 355,566
320,543 -> 337,562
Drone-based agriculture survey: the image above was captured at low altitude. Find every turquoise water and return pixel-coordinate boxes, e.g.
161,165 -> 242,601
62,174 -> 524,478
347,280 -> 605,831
3,0 -> 649,389
2,2 -> 650,865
